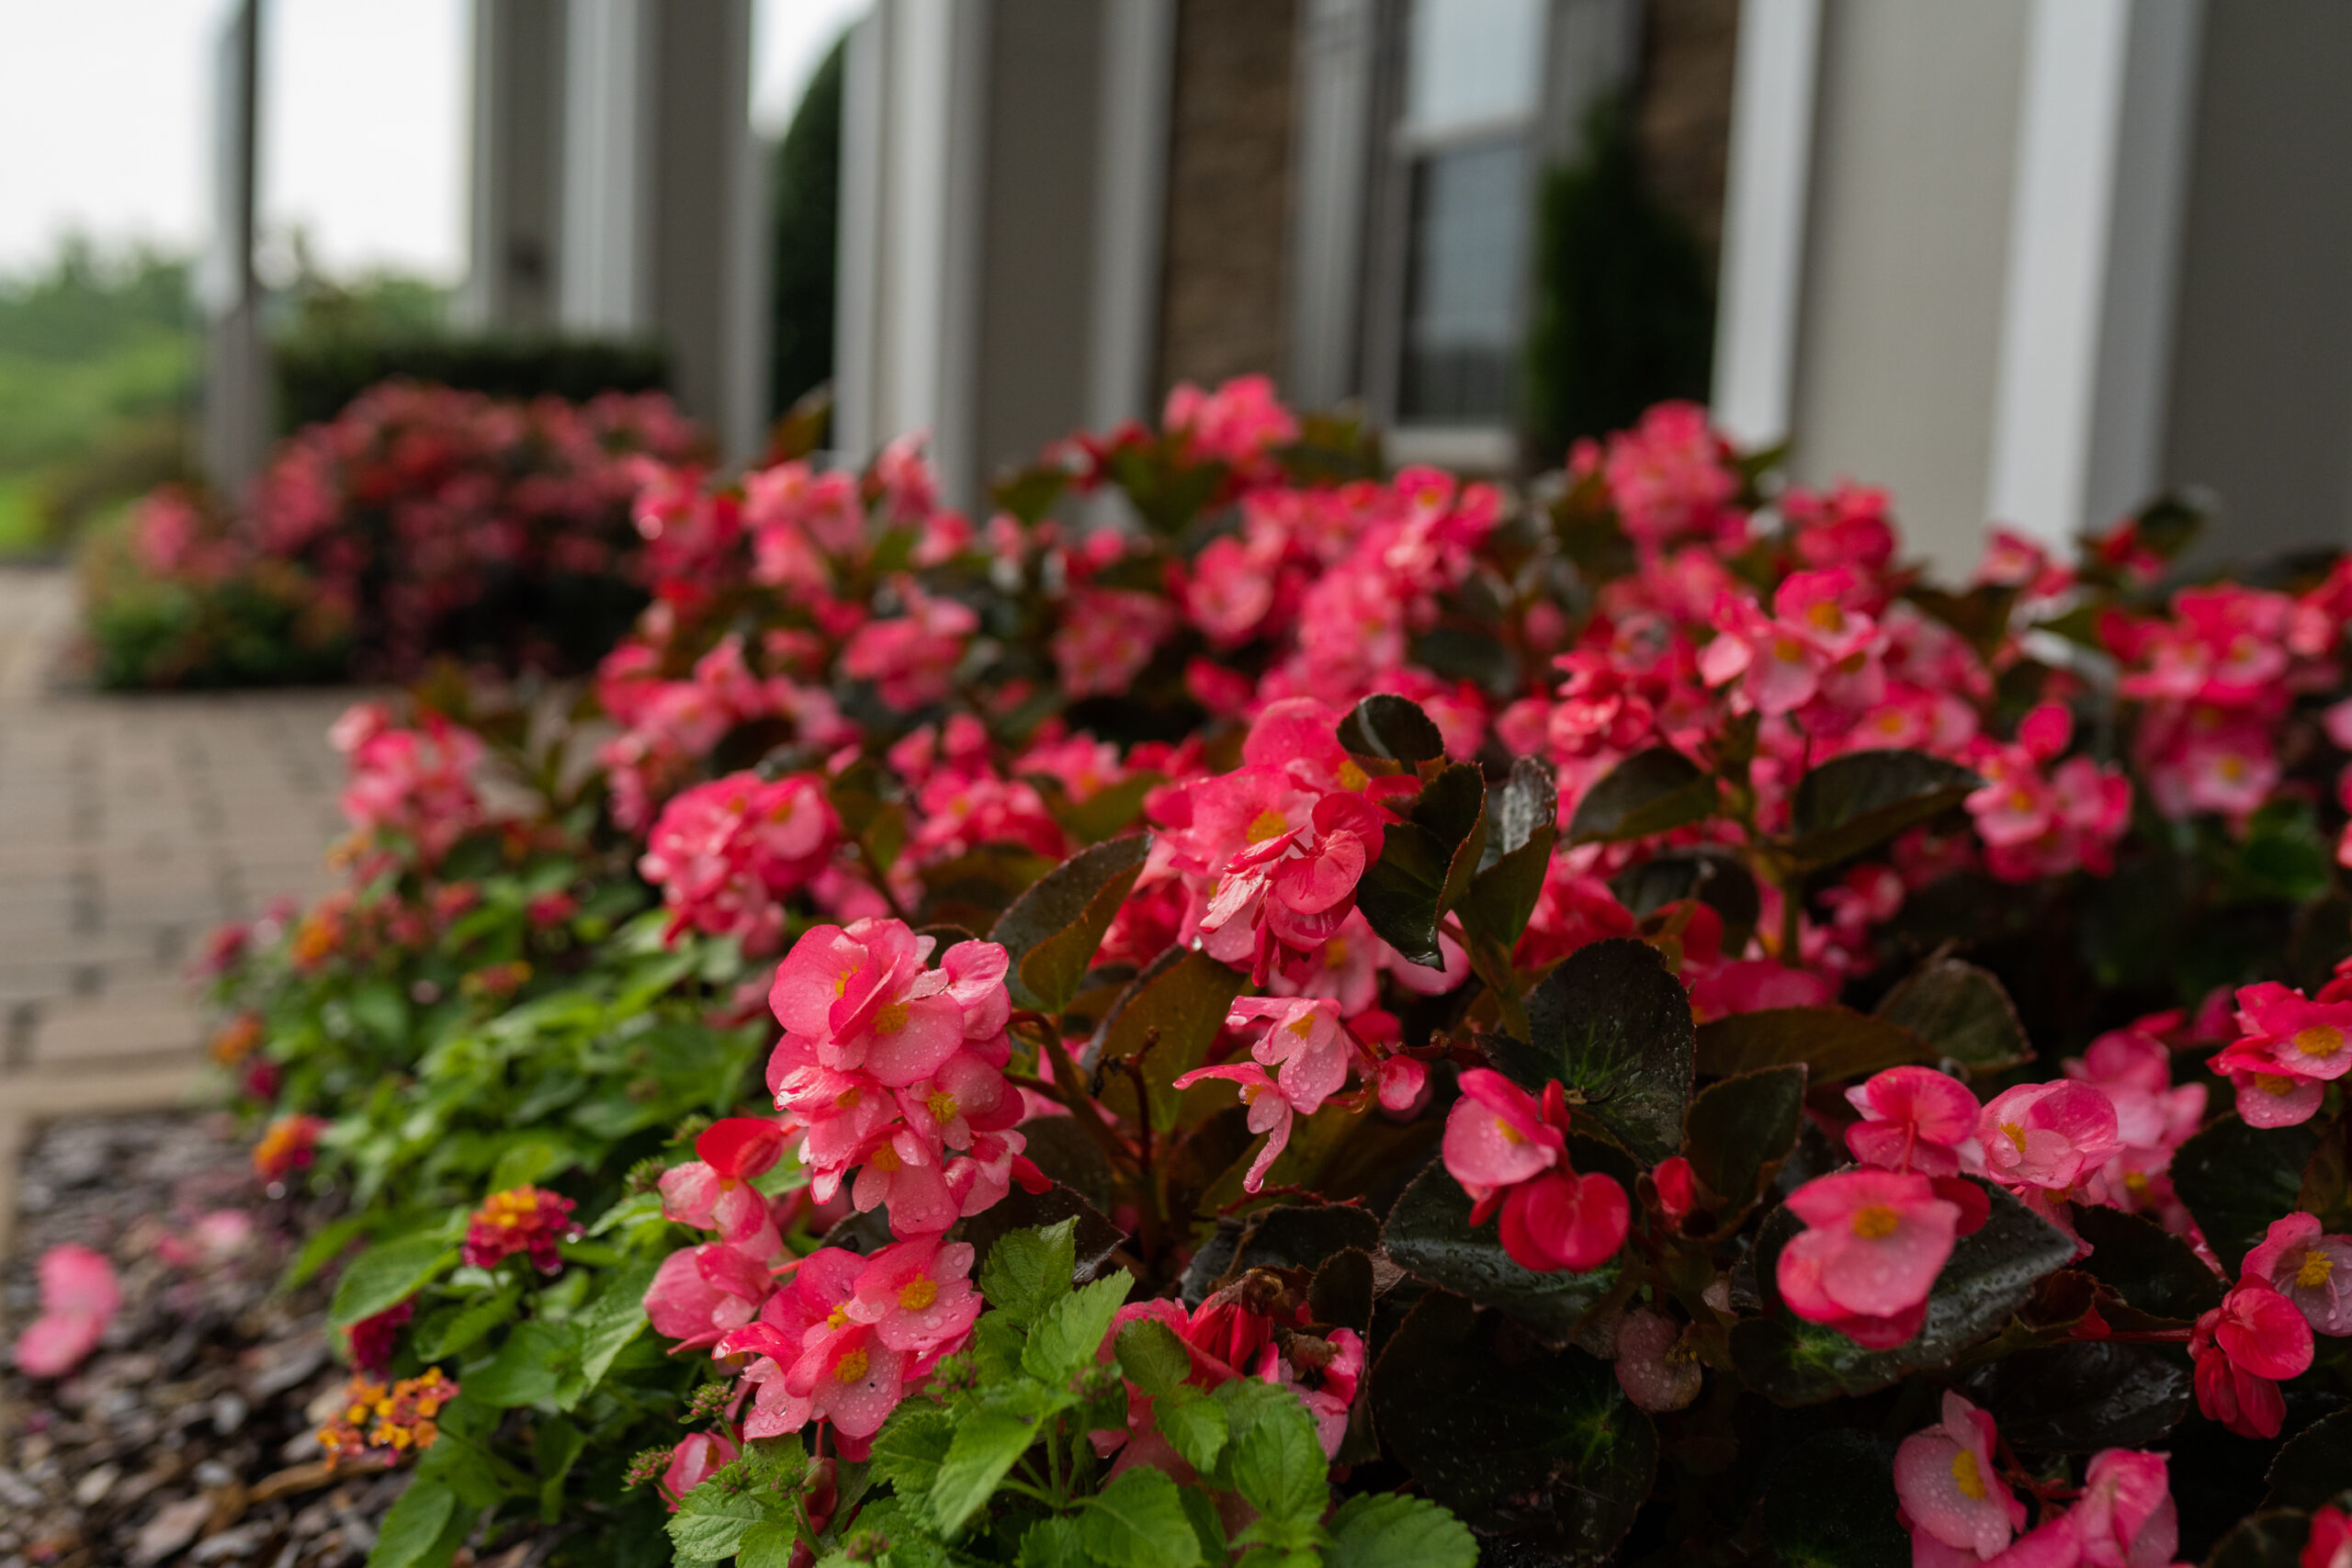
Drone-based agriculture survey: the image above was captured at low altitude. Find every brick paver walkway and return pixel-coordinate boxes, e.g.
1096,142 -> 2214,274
0,568 -> 349,1253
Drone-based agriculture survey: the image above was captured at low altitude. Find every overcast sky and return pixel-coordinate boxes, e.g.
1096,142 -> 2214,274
0,0 -> 867,282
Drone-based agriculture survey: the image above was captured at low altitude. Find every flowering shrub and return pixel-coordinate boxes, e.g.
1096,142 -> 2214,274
85,379 -> 704,687
173,380 -> 2352,1567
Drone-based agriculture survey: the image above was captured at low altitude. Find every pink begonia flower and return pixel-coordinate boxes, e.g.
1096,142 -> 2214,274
1441,1069 -> 1629,1272
846,1236 -> 982,1353
2060,1029 -> 2204,1228
1894,1391 -> 2026,1562
2215,981 -> 2352,1082
1777,1169 -> 1962,1348
2190,1279 -> 2315,1439
768,919 -> 967,1086
1372,1055 -> 1428,1113
11,1245 -> 120,1378
1845,1066 -> 1983,1178
1227,996 -> 1351,1115
2071,1448 -> 2179,1568
1171,1063 -> 1293,1192
2305,1506 -> 2352,1568
1054,587 -> 1176,698
846,1126 -> 959,1236
644,1242 -> 773,1349
639,772 -> 839,952
2242,1212 -> 2352,1337
1164,372 -> 1300,466
838,577 -> 978,708
1976,1081 -> 2121,1192
661,1432 -> 739,1508
1613,1310 -> 1702,1412
2227,1067 -> 2328,1129
660,1116 -> 791,1255
1650,1156 -> 1696,1222
1198,791 -> 1386,986
1596,400 -> 1736,548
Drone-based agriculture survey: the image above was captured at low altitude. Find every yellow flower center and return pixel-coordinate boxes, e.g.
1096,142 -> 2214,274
1772,635 -> 1806,662
870,1143 -> 901,1172
875,1000 -> 909,1036
1247,807 -> 1289,844
2255,1074 -> 2298,1096
2001,1122 -> 2029,1156
1951,1448 -> 1986,1501
2297,1249 -> 2335,1289
2122,1169 -> 2150,1196
1285,1012 -> 1317,1039
827,1305 -> 850,1329
1495,1115 -> 1525,1145
835,1348 -> 870,1383
1805,600 -> 1845,633
1324,939 -> 1350,969
899,1278 -> 939,1311
1336,760 -> 1369,792
834,967 -> 854,997
1850,1204 -> 1901,1239
2292,1025 -> 2343,1057
926,1089 -> 958,1123
836,1086 -> 862,1110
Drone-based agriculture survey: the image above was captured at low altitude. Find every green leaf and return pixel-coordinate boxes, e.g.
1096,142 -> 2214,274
1871,956 -> 2033,1071
467,1320 -> 569,1408
1788,750 -> 1983,868
1566,746 -> 1714,843
1381,1159 -> 1623,1341
1955,1341 -> 2189,1453
1611,845 -> 1760,942
1693,1006 -> 1930,1082
1081,1465 -> 1205,1568
2172,1114 -> 2323,1275
1155,1386 -> 1229,1475
964,1184 -> 1125,1292
1357,763 -> 1487,968
1373,1291 -> 1655,1552
330,1235 -> 455,1329
976,1218 -> 1079,1326
2265,1407 -> 2352,1510
1336,694 -> 1444,763
931,1406 -> 1043,1536
666,1479 -> 767,1562
571,1258 -> 658,1398
989,834 -> 1151,1013
1731,1182 -> 2077,1402
1093,947 -> 1249,1130
1114,1317 -> 1193,1397
1227,1386 -> 1328,1525
534,1416 -> 585,1522
735,1522 -> 803,1568
2071,1205 -> 2224,1324
283,1214 -> 368,1289
1509,936 -> 1695,1164
1759,1430 -> 1910,1568
1323,1495 -> 1477,1568
1481,756 -> 1558,870
1023,1270 -> 1135,1384
869,1401 -> 956,1507
2204,1511 -> 2315,1568
1018,1517 -> 1091,1568
366,1478 -> 458,1568
411,1284 -> 520,1361
1680,1064 -> 1806,1228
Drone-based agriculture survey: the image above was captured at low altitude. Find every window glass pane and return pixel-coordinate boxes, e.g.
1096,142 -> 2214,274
1405,0 -> 1546,134
1399,138 -> 1527,423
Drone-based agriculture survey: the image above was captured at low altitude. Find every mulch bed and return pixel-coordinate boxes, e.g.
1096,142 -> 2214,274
0,1113 -> 544,1568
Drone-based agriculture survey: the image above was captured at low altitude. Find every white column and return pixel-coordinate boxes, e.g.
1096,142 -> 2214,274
833,9 -> 886,460
1285,0 -> 1376,412
1985,0 -> 2201,545
715,0 -> 769,463
1710,0 -> 1821,449
559,0 -> 652,335
200,0 -> 268,493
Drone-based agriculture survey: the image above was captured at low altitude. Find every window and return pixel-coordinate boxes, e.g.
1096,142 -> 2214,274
1393,0 -> 1547,429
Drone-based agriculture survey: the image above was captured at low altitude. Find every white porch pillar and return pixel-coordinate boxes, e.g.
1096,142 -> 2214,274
199,0 -> 269,495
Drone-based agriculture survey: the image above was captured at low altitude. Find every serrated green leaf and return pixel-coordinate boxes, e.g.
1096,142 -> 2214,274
1023,1270 -> 1135,1384
735,1522 -> 803,1568
1227,1386 -> 1327,1524
1081,1466 -> 1204,1568
1681,1064 -> 1806,1229
1872,956 -> 2032,1071
2266,1408 -> 2352,1510
869,1401 -> 956,1507
1323,1494 -> 1477,1568
2172,1114 -> 2323,1275
467,1320 -> 570,1408
1506,936 -> 1694,1164
1114,1317 -> 1193,1397
411,1284 -> 520,1361
977,1218 -> 1078,1326
666,1480 -> 767,1562
330,1235 -> 455,1329
930,1407 -> 1041,1536
1018,1517 -> 1091,1568
1155,1386 -> 1228,1475
1093,947 -> 1249,1130
989,835 -> 1151,1013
